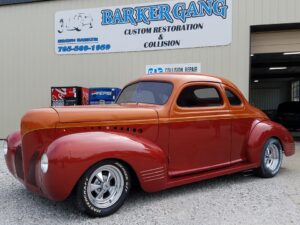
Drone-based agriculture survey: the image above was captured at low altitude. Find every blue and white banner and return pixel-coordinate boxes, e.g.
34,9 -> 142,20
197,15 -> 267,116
146,63 -> 201,74
55,0 -> 232,55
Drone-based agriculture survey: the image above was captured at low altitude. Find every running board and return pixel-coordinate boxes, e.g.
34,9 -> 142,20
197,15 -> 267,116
166,163 -> 258,189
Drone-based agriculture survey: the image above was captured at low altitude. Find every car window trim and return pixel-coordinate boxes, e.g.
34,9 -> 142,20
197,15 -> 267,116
223,85 -> 245,109
116,80 -> 174,106
175,82 -> 226,110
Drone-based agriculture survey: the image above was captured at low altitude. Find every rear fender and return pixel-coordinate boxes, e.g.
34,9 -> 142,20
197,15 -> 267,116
41,132 -> 167,201
247,120 -> 295,165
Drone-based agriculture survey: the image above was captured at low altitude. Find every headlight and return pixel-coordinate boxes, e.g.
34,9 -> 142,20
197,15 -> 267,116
41,153 -> 48,174
1,140 -> 8,156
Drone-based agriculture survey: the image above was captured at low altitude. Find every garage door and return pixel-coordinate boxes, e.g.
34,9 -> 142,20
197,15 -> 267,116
251,29 -> 300,54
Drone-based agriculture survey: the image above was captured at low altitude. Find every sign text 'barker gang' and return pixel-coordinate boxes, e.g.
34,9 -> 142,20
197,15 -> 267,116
55,0 -> 232,55
101,0 -> 229,26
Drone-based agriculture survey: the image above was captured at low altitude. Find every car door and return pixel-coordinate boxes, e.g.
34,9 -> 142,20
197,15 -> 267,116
168,82 -> 232,177
223,85 -> 257,164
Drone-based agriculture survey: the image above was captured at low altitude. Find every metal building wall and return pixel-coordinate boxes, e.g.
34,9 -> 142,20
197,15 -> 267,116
1,0 -> 300,137
250,80 -> 291,111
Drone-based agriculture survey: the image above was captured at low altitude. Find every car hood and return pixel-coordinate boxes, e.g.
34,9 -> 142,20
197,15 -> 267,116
21,108 -> 60,136
21,105 -> 158,136
53,104 -> 158,124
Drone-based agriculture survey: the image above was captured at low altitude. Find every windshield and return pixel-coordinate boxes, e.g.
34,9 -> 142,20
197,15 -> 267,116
116,81 -> 173,105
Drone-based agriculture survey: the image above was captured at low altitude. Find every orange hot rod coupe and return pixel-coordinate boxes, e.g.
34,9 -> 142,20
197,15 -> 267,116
4,74 -> 295,217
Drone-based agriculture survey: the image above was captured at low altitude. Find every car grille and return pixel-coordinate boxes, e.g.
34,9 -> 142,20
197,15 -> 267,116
14,146 -> 24,180
140,167 -> 166,183
28,152 -> 39,186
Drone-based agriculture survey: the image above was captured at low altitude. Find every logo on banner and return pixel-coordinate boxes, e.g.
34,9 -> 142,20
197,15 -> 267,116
57,13 -> 94,33
148,67 -> 164,74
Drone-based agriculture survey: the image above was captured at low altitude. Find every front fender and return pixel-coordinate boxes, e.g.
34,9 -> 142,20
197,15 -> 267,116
5,131 -> 22,178
41,132 -> 167,201
247,120 -> 295,165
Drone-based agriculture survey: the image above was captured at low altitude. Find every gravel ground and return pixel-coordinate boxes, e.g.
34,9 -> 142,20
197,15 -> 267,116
0,143 -> 299,225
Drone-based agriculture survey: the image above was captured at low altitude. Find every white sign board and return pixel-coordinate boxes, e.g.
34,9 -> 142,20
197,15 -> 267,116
146,63 -> 201,74
55,0 -> 232,55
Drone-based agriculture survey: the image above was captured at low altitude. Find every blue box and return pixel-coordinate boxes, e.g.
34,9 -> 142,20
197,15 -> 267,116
89,88 -> 121,103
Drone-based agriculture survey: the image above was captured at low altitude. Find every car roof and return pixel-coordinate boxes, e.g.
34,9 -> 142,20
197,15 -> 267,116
135,73 -> 238,89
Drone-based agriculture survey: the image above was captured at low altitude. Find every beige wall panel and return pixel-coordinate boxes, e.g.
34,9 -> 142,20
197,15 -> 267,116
1,0 -> 300,136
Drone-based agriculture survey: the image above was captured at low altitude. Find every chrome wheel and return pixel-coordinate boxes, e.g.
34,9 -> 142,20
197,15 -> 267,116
87,165 -> 124,209
264,143 -> 281,171
256,138 -> 283,178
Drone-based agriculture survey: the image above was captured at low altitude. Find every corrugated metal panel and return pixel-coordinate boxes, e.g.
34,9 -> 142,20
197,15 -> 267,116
250,80 -> 291,111
1,0 -> 300,136
251,88 -> 281,111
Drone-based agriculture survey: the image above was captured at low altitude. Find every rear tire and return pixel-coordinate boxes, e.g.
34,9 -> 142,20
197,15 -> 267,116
256,138 -> 283,178
76,160 -> 131,217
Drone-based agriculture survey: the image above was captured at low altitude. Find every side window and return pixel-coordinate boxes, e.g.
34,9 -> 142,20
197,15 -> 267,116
225,89 -> 242,106
177,85 -> 223,107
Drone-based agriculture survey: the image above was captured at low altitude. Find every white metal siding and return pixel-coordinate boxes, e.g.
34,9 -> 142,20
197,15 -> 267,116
1,0 -> 300,136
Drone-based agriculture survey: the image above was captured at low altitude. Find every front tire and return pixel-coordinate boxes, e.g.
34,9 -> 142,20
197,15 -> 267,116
256,138 -> 283,178
76,160 -> 131,217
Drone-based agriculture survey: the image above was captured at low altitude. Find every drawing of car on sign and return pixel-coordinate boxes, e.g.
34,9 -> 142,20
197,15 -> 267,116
57,13 -> 93,33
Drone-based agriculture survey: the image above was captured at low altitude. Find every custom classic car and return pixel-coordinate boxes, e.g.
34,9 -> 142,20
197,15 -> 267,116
4,74 -> 295,217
